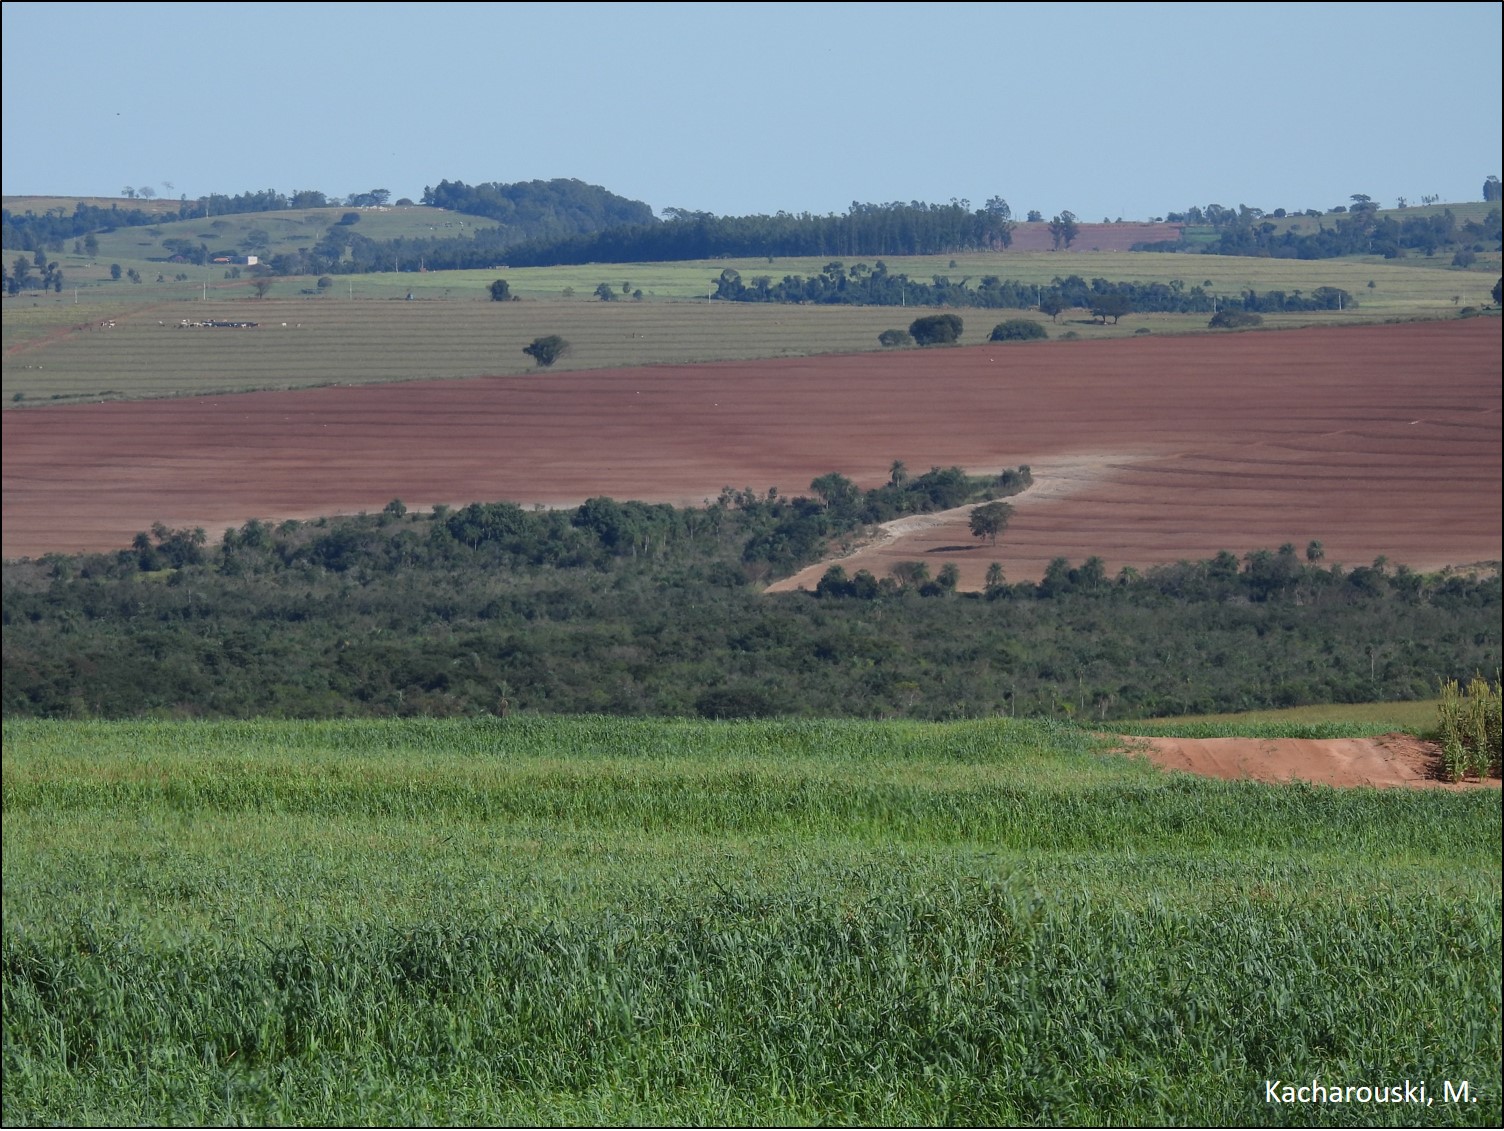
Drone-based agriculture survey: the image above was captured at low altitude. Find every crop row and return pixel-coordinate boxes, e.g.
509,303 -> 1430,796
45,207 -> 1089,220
5,883 -> 1498,1126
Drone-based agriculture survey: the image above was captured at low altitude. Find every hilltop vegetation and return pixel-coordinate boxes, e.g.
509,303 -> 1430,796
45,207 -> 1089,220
1155,199 -> 1501,261
10,178 -> 1495,293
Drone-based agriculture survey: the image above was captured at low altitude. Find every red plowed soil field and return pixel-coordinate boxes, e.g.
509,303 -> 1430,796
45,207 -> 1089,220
1007,220 -> 1183,252
3,320 -> 1499,580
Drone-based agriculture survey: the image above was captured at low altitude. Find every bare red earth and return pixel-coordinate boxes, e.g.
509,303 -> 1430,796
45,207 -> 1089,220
3,320 -> 1499,581
1006,220 -> 1183,252
1121,733 -> 1501,791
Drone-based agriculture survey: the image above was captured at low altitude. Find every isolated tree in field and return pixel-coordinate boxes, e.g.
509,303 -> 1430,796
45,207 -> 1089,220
878,328 -> 912,347
109,263 -> 122,280
969,500 -> 1013,546
909,313 -> 963,346
1090,293 -> 1131,324
1026,209 -> 1043,222
1493,277 -> 1502,305
1048,211 -> 1080,250
489,279 -> 514,302
1484,176 -> 1501,203
1038,291 -> 1067,322
138,185 -> 157,201
523,335 -> 569,367
989,319 -> 1047,341
594,282 -> 618,301
250,276 -> 274,299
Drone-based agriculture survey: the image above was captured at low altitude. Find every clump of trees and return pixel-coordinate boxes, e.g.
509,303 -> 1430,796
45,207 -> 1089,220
1048,212 -> 1081,250
1209,309 -> 1263,329
909,314 -> 963,346
489,279 -> 516,301
1090,294 -> 1132,324
989,320 -> 1047,342
4,252 -> 65,295
878,328 -> 912,348
523,335 -> 569,367
709,265 -> 1352,317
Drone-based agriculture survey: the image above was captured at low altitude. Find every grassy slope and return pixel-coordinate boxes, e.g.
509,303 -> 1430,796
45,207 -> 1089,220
1117,699 -> 1443,738
3,716 -> 1499,1125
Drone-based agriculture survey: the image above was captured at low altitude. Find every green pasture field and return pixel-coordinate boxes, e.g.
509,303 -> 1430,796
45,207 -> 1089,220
3,715 -> 1499,1125
393,248 -> 1492,313
3,296 -> 959,405
4,249 -> 1491,407
1116,699 -> 1444,739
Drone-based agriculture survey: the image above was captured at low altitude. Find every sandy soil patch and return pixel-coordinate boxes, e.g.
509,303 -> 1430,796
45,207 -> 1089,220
1120,732 -> 1501,790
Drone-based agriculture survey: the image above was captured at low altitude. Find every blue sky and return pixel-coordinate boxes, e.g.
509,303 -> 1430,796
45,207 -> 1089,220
3,1 -> 1500,219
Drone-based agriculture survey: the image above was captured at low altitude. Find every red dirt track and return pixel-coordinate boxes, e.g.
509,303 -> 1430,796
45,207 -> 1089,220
3,320 -> 1500,580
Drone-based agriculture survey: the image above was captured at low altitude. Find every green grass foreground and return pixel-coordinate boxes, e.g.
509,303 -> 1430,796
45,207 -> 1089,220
3,716 -> 1500,1125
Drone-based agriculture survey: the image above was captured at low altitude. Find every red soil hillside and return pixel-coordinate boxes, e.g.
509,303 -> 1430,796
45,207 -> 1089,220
1007,220 -> 1183,252
2,319 -> 1499,582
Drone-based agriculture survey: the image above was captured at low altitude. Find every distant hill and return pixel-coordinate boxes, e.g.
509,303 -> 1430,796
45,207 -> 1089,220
422,178 -> 656,239
1,178 -> 655,262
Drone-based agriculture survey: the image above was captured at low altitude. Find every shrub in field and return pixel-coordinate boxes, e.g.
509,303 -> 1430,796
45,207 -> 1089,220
908,314 -> 963,346
878,328 -> 912,348
1208,309 -> 1263,329
989,319 -> 1047,342
523,335 -> 569,368
1436,676 -> 1502,780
